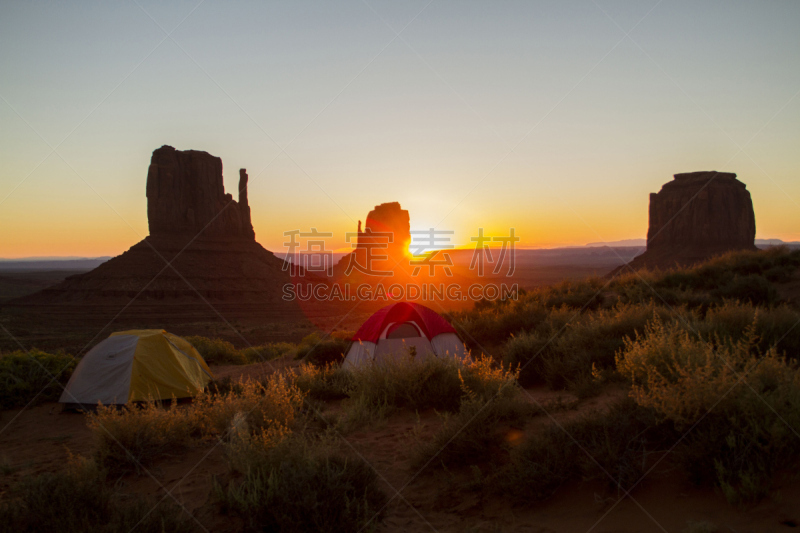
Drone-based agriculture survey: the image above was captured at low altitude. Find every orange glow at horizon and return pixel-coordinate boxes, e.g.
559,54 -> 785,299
3,201 -> 800,259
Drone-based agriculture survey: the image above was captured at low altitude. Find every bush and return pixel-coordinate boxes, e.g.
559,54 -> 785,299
345,355 -> 463,416
449,279 -> 606,347
696,302 -> 800,360
494,398 -> 676,501
186,336 -> 296,366
88,400 -> 193,473
450,248 -> 799,350
711,274 -> 777,305
411,381 -> 532,470
241,342 -> 295,363
193,374 -> 305,439
614,247 -> 800,309
185,336 -> 244,365
617,318 -> 800,503
0,455 -> 192,533
89,374 -> 306,473
215,437 -> 386,533
339,354 -> 520,430
504,303 -> 675,389
0,350 -> 76,409
291,362 -> 353,401
295,333 -> 351,366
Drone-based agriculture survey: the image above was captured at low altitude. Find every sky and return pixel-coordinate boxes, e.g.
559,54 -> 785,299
1,0 -> 798,258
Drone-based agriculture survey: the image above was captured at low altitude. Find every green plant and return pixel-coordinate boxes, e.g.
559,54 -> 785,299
0,455 -> 192,533
241,342 -> 295,363
411,384 -> 532,470
0,350 -> 76,409
617,316 -> 800,503
295,333 -> 351,366
185,336 -> 244,365
494,398 -> 676,501
215,437 -> 386,533
504,302 -> 674,389
338,353 -> 520,431
343,354 -> 464,417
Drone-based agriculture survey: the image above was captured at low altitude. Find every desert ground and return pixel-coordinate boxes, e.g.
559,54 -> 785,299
2,364 -> 800,532
2,248 -> 800,532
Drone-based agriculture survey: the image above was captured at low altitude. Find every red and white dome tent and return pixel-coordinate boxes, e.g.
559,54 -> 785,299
343,302 -> 468,369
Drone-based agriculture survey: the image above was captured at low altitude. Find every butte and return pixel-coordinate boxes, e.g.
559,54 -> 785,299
619,171 -> 757,272
5,146 -> 308,346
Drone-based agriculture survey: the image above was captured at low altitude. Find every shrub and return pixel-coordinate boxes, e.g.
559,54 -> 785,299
345,354 -> 463,415
185,336 -> 244,365
339,354 -> 520,430
291,362 -> 353,401
711,274 -> 777,305
225,422 -> 293,475
215,437 -> 386,533
449,299 -> 551,346
186,336 -> 296,366
88,400 -> 193,473
295,333 -> 351,366
449,279 -> 606,347
614,247 -> 800,309
697,302 -> 800,360
89,374 -> 305,473
0,455 -> 192,533
0,350 -> 76,409
193,374 -> 305,439
241,342 -> 295,363
451,248 -> 799,351
411,380 -> 532,470
617,318 -> 800,503
504,303 -> 676,389
494,398 -> 676,501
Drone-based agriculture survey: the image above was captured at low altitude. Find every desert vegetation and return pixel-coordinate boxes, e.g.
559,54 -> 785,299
0,454 -> 192,533
429,247 -> 800,505
185,335 -> 295,365
1,248 -> 799,530
0,349 -> 75,409
185,330 -> 352,367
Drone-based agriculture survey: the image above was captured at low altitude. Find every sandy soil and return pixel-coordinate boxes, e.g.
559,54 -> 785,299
2,367 -> 799,533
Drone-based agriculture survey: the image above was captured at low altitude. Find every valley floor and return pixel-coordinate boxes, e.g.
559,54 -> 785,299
2,359 -> 798,533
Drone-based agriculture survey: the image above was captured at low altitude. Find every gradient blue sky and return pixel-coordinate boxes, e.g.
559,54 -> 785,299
1,0 -> 798,257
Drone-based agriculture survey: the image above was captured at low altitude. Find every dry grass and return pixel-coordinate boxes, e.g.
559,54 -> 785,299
89,374 -> 305,473
215,435 -> 386,533
334,353 -> 521,431
193,374 -> 304,438
0,454 -> 192,533
89,400 -> 193,473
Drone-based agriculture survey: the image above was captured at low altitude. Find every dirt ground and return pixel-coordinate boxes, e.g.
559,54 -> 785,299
2,362 -> 800,533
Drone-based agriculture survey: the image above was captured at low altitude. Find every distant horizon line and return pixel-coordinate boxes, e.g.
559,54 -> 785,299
3,238 -> 799,262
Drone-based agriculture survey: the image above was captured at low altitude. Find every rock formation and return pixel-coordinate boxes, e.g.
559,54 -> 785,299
146,146 -> 254,239
5,146 -> 307,344
357,202 -> 411,258
621,171 -> 757,271
334,202 -> 412,278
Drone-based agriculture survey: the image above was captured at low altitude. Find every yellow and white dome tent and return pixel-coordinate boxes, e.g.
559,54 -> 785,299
60,329 -> 213,408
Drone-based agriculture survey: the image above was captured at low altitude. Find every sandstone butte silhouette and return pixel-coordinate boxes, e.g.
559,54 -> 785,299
7,146 -> 306,331
332,202 -> 412,280
619,171 -> 757,272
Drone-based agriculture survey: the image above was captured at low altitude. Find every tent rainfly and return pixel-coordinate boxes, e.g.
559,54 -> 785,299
60,329 -> 213,408
342,302 -> 468,369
